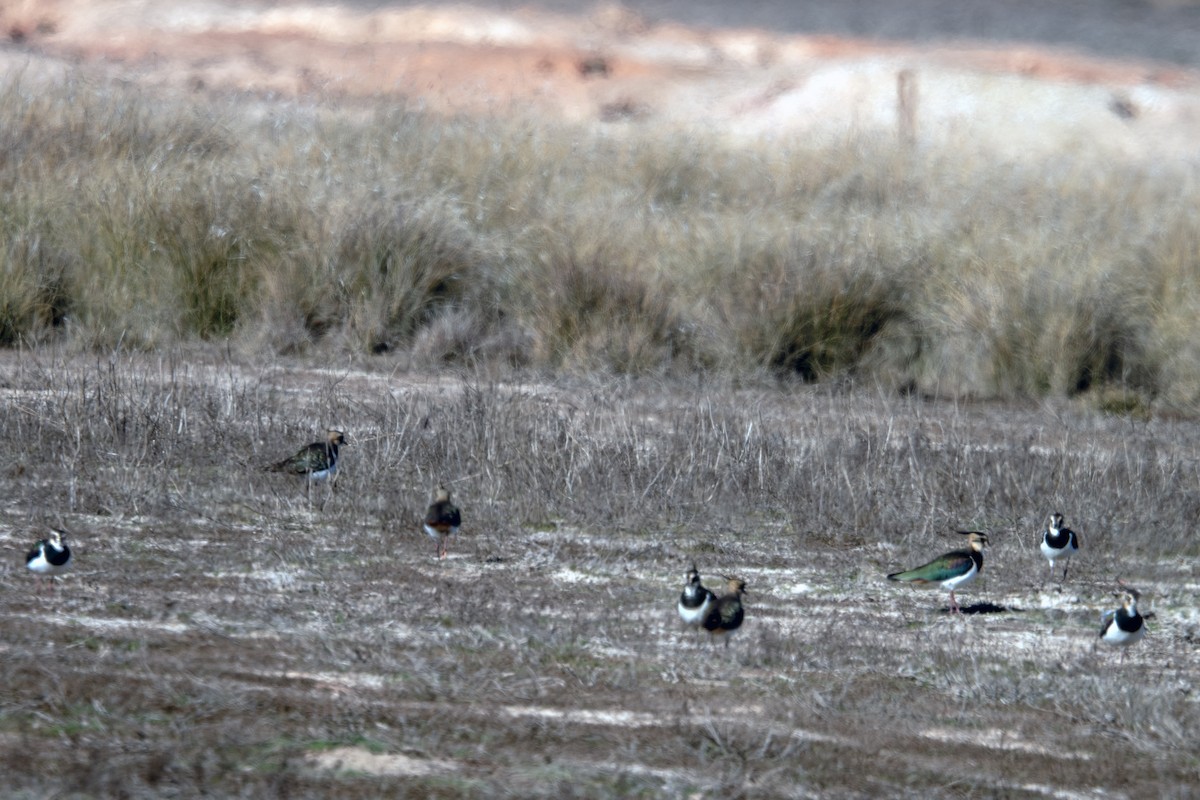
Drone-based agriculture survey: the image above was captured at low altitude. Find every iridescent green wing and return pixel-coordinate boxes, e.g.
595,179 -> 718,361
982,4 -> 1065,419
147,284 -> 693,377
888,550 -> 973,584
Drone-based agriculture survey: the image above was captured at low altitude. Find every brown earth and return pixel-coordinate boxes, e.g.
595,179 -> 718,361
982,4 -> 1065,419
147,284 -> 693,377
0,350 -> 1197,797
4,0 -> 1200,159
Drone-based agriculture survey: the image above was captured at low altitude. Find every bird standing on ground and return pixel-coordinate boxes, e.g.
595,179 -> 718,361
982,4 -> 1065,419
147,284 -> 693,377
423,486 -> 461,559
1039,512 -> 1080,583
887,531 -> 989,614
703,577 -> 747,646
268,429 -> 348,483
1100,587 -> 1146,657
26,528 -> 72,592
677,563 -> 716,630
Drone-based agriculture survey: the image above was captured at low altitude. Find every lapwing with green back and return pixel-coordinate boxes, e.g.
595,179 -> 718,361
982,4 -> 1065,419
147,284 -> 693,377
887,531 -> 989,614
268,429 -> 347,483
26,528 -> 72,593
702,576 -> 747,647
1039,511 -> 1080,583
677,562 -> 716,630
423,486 -> 462,560
267,428 -> 348,507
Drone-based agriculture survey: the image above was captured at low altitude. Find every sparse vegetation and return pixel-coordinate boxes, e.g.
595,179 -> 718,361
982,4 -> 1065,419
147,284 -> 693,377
0,352 -> 1197,797
3,73 -> 1200,410
3,13 -> 1200,793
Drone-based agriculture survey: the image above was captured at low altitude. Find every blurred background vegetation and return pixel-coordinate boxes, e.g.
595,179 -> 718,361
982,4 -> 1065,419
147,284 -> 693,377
2,75 -> 1197,412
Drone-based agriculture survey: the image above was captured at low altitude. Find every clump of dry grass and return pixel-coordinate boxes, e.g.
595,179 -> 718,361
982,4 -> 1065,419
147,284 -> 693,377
519,242 -> 697,374
0,229 -> 74,345
3,73 -> 1200,410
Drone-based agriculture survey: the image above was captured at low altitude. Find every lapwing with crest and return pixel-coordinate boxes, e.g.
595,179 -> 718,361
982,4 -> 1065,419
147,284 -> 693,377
267,428 -> 348,505
702,576 -> 747,647
26,528 -> 72,593
423,485 -> 462,560
887,531 -> 989,614
1100,584 -> 1146,658
677,563 -> 716,631
1039,511 -> 1080,583
268,428 -> 348,483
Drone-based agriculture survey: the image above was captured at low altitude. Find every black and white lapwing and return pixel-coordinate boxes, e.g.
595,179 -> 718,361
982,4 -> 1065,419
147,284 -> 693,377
887,531 -> 989,614
677,563 -> 716,631
1039,512 -> 1080,583
1100,587 -> 1146,658
26,528 -> 72,593
268,429 -> 347,483
702,577 -> 747,647
423,486 -> 462,560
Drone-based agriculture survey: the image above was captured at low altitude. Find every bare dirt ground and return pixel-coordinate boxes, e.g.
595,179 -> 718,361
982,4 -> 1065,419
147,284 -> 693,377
0,350 -> 1197,797
1,2 -> 1200,796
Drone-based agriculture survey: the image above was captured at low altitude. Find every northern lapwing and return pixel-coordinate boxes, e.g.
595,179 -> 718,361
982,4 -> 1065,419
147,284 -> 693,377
702,577 -> 747,647
1039,512 -> 1080,583
887,531 -> 989,614
1100,587 -> 1146,658
423,486 -> 461,560
26,528 -> 72,593
677,563 -> 716,630
268,429 -> 347,483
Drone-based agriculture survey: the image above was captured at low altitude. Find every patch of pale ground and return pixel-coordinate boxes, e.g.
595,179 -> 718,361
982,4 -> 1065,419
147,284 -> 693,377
306,745 -> 457,777
920,725 -> 1094,760
3,0 -> 1200,164
2,353 -> 1198,795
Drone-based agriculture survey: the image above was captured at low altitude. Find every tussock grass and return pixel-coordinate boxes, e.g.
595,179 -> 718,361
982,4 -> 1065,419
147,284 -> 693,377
4,73 -> 1200,409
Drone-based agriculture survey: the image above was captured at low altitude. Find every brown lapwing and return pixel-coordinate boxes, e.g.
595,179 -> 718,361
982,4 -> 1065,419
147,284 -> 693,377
423,486 -> 462,560
1100,586 -> 1146,659
677,563 -> 716,631
26,528 -> 72,593
887,531 -> 989,614
702,577 -> 747,647
1039,512 -> 1080,583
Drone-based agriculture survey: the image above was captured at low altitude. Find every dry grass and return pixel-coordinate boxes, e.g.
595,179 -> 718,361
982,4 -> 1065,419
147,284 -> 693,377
3,73 -> 1200,411
0,350 -> 1197,798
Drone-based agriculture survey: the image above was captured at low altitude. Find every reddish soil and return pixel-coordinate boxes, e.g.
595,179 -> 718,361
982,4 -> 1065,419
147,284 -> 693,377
4,0 -> 1200,151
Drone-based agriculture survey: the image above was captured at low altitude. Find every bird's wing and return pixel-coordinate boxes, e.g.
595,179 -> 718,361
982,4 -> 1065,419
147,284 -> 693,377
717,597 -> 744,627
426,502 -> 461,528
888,550 -> 972,584
281,443 -> 332,473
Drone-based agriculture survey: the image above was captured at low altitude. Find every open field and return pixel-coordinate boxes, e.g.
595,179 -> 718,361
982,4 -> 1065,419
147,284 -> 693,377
2,3 -> 1200,794
0,351 -> 1197,797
